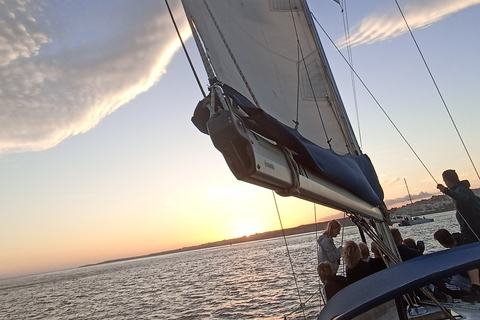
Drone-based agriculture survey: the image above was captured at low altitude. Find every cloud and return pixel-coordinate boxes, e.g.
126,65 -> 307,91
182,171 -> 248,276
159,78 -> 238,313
379,177 -> 401,188
338,0 -> 480,48
0,0 -> 189,154
0,0 -> 50,67
384,191 -> 433,207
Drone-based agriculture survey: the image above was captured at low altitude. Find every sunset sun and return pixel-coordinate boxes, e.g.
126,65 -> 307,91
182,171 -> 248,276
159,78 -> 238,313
236,222 -> 258,237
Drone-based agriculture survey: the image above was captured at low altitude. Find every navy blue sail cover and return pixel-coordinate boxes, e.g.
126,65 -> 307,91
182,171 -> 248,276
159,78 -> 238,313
216,84 -> 385,207
317,242 -> 480,319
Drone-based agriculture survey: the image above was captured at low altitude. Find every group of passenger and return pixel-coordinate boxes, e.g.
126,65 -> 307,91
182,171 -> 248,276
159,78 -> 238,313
316,221 -> 417,301
316,169 -> 480,302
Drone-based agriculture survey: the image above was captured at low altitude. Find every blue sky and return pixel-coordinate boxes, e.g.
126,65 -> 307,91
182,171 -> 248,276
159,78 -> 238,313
1,0 -> 479,278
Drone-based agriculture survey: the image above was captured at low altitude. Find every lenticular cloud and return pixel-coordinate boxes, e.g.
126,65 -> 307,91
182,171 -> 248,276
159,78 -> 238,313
0,0 -> 188,154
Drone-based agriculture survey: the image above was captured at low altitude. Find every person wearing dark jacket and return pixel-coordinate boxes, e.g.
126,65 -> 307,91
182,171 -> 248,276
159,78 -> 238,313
390,228 -> 422,261
434,228 -> 480,301
342,240 -> 372,285
317,261 -> 347,301
368,241 -> 387,273
437,169 -> 480,244
437,169 -> 480,297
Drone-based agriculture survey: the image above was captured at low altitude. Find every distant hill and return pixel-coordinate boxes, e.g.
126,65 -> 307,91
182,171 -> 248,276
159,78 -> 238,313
388,188 -> 480,216
81,218 -> 355,267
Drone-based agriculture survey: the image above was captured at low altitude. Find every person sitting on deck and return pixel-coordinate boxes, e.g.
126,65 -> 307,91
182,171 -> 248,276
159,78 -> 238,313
317,261 -> 347,301
358,242 -> 370,262
403,238 -> 417,250
434,228 -> 464,248
416,240 -> 425,254
390,228 -> 422,262
368,241 -> 387,273
434,228 -> 480,301
342,240 -> 372,285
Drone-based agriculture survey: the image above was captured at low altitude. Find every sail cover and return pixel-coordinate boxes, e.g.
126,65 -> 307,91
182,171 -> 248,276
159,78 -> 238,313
183,0 -> 384,207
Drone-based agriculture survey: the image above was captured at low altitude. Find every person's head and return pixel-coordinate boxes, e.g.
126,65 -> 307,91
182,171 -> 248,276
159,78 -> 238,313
342,240 -> 361,269
358,242 -> 369,261
442,169 -> 459,188
434,229 -> 456,248
324,220 -> 341,238
370,241 -> 381,258
403,238 -> 416,250
390,228 -> 403,246
416,240 -> 425,254
317,261 -> 334,283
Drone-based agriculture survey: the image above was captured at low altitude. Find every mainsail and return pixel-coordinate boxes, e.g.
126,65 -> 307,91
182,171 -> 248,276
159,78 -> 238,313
182,0 -> 385,220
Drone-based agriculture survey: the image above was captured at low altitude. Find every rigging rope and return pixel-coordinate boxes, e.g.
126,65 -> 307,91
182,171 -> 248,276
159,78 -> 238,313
272,191 -> 307,320
313,204 -> 327,310
201,0 -> 261,109
310,12 -> 438,185
288,0 -> 332,148
395,1 -> 480,242
394,0 -> 480,182
165,0 -> 206,98
339,0 -> 362,149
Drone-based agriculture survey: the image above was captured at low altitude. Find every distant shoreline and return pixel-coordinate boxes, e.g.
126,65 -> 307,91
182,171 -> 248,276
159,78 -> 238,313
81,189 -> 474,269
80,218 -> 355,268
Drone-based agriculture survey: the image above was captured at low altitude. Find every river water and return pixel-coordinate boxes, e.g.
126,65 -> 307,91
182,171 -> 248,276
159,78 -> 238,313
0,211 -> 459,320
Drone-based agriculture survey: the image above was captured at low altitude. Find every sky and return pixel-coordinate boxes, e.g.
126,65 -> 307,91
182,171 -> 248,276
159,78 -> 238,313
1,0 -> 479,279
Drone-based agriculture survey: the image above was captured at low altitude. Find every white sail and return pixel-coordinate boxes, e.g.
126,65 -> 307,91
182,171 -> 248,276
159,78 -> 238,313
183,0 -> 385,220
183,0 -> 357,155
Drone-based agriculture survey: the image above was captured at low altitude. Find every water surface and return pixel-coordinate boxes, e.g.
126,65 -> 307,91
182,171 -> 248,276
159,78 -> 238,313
0,211 -> 457,319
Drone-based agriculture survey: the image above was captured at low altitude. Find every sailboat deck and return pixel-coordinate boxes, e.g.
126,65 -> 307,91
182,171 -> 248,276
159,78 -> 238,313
317,242 -> 480,320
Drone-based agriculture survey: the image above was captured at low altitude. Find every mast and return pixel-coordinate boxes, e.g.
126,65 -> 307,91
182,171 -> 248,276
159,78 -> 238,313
404,178 -> 413,204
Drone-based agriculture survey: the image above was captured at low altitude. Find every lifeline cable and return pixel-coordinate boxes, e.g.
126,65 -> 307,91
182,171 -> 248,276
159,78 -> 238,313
313,204 -> 327,310
272,191 -> 307,320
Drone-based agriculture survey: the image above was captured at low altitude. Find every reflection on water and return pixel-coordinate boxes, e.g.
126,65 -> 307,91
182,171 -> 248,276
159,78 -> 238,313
0,211 -> 457,319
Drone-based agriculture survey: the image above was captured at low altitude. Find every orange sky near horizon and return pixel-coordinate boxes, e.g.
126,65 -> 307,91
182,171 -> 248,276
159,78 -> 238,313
1,0 -> 479,280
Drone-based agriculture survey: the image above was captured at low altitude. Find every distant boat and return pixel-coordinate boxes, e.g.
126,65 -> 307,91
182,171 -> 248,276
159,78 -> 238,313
397,216 -> 434,227
390,215 -> 408,224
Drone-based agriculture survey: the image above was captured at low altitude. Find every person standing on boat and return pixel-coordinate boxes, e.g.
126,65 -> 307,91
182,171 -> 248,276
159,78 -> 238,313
317,220 -> 342,274
437,169 -> 480,244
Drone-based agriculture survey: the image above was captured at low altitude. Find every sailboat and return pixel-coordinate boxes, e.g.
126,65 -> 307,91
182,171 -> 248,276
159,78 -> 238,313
172,0 -> 480,319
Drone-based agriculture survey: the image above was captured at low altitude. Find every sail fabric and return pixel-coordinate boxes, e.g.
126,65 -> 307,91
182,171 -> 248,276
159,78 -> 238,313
182,0 -> 355,154
219,84 -> 384,206
184,0 -> 385,207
